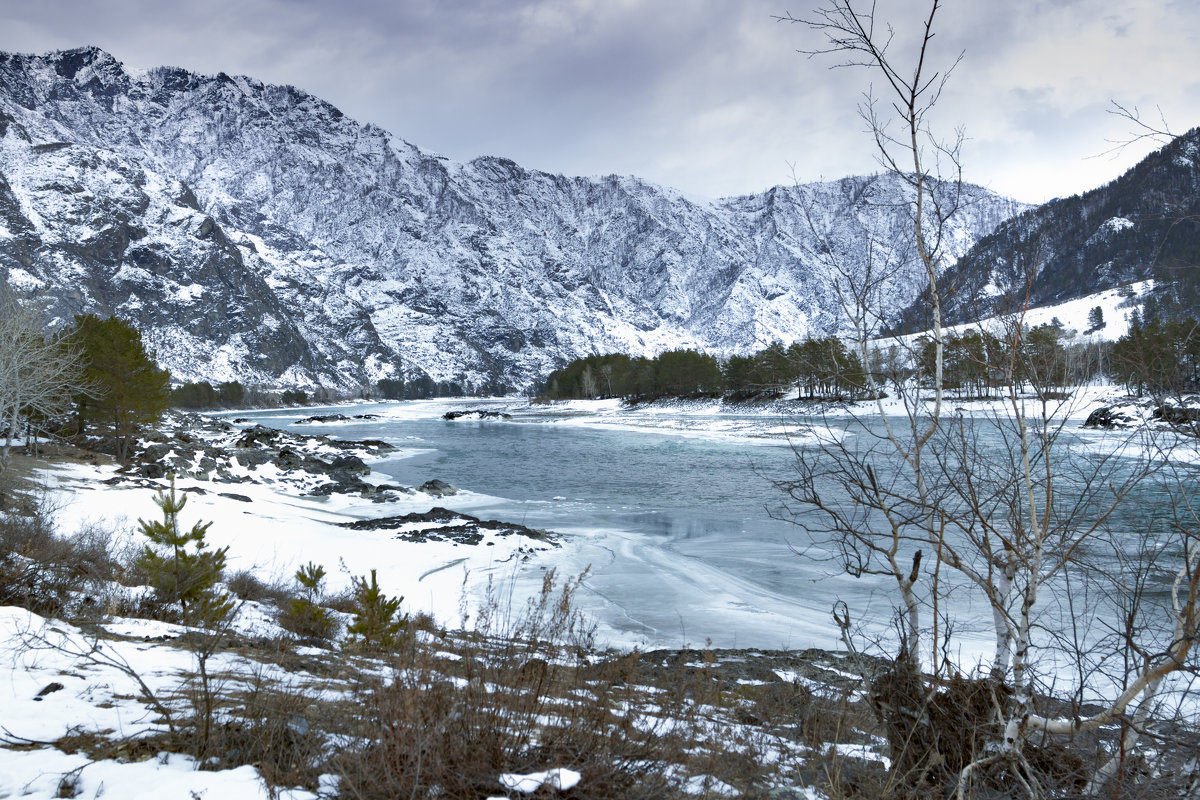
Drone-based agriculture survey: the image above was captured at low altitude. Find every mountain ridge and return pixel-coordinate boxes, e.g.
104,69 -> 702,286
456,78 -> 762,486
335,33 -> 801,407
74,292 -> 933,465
0,46 -> 1025,391
895,126 -> 1200,333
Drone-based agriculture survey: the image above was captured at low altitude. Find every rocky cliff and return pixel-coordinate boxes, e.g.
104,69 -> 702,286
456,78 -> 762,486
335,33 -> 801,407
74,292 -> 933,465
0,47 -> 1024,391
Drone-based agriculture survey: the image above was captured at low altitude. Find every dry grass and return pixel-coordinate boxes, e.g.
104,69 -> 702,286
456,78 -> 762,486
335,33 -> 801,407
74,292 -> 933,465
331,572 -> 785,799
6,466 -> 1199,799
0,496 -> 127,617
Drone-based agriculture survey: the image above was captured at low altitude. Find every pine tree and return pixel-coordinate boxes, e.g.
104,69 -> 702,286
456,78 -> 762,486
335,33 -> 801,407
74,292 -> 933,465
136,475 -> 232,624
69,314 -> 170,462
346,569 -> 406,650
1087,305 -> 1106,333
281,562 -> 338,640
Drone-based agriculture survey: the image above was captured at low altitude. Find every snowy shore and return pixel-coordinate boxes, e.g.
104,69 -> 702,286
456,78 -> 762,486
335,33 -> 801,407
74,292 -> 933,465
5,387 -> 1199,798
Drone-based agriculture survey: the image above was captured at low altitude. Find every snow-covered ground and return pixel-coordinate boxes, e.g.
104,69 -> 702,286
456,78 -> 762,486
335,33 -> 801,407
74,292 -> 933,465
0,606 -> 328,799
34,455 -> 556,626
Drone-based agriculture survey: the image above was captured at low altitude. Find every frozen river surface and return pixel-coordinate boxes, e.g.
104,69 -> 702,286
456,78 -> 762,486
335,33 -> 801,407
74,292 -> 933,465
231,397 -> 1159,656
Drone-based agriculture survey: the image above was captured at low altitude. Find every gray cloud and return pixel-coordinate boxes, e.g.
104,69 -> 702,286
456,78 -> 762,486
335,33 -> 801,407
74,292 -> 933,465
1,0 -> 1197,202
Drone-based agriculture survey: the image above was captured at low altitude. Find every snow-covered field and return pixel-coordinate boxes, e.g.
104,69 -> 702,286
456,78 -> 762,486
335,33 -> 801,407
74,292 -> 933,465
33,456 -> 553,624
0,607 -> 331,799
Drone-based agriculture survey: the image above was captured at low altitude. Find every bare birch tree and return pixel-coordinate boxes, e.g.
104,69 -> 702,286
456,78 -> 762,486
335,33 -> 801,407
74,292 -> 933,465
0,287 -> 86,476
778,1 -> 1200,796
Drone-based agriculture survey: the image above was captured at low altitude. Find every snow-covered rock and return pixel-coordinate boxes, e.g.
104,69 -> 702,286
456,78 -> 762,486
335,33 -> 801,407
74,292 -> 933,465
0,46 -> 1025,390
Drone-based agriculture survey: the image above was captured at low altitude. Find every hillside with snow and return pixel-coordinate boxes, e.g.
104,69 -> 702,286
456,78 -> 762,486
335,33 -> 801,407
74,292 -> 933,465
895,126 -> 1200,334
0,47 -> 1025,391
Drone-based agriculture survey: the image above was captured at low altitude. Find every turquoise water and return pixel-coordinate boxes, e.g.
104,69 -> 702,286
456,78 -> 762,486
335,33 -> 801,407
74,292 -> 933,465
226,399 -> 1179,655
229,401 -> 869,648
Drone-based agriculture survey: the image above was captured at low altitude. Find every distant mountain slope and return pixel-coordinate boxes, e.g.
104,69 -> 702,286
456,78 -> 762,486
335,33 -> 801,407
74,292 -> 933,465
897,127 -> 1200,332
0,46 -> 1025,391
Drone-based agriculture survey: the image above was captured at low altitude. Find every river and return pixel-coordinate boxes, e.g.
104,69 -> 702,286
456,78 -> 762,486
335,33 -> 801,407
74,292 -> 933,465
225,396 -> 1184,660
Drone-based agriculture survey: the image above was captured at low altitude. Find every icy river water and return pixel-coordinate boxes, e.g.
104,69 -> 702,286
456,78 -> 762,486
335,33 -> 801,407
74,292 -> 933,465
230,397 -> 1171,656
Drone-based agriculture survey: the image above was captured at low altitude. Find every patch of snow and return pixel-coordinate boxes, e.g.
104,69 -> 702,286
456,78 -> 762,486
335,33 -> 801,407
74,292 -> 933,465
5,266 -> 44,290
497,767 -> 582,794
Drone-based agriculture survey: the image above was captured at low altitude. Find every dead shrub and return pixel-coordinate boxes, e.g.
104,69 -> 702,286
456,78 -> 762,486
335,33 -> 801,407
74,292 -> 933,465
200,676 -> 329,791
226,569 -> 291,605
869,660 -> 997,795
333,571 -> 720,800
865,659 -> 1102,799
0,500 -> 123,617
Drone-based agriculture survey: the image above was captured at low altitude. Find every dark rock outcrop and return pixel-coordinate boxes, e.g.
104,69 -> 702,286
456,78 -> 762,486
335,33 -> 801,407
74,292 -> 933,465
1082,406 -> 1136,429
443,410 -> 513,421
337,506 -> 558,546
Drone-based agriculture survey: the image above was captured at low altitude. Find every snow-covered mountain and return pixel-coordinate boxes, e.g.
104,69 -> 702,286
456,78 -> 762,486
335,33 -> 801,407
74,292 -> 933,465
896,127 -> 1200,334
0,46 -> 1025,391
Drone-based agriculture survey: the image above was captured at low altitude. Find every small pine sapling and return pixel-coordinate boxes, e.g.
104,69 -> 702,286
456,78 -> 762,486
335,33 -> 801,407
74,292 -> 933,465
346,569 -> 407,650
136,475 -> 233,625
280,561 -> 339,641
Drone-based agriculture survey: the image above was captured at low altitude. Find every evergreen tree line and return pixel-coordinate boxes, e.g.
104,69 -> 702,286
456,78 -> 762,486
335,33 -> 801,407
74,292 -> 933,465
171,380 -> 249,409
538,317 -> 1200,404
1110,315 -> 1200,396
915,322 -> 1108,398
170,372 -> 514,411
378,374 -> 509,400
540,339 -> 869,401
540,350 -> 723,401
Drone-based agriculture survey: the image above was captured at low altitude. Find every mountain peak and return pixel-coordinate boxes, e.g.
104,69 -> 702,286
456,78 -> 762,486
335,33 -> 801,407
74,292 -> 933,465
0,47 -> 1025,392
895,125 -> 1200,332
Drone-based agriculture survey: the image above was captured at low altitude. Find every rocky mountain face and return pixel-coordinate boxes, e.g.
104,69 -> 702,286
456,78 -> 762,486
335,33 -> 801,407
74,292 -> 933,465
0,46 -> 1025,392
897,127 -> 1200,332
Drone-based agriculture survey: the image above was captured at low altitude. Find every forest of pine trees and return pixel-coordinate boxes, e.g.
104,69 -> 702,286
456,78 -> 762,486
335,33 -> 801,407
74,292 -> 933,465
540,339 -> 869,401
538,316 -> 1200,404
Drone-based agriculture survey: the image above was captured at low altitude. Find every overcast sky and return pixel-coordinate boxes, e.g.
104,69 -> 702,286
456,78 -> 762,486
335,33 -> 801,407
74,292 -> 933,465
1,0 -> 1197,203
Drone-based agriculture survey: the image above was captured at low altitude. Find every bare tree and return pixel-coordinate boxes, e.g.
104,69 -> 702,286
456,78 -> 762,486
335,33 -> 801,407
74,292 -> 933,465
0,287 -> 87,475
778,0 -> 965,671
778,2 -> 1200,796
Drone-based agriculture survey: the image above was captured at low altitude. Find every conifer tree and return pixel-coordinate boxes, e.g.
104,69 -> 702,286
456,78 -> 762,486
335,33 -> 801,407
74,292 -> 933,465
281,561 -> 338,640
346,569 -> 406,650
136,475 -> 232,624
69,314 -> 170,462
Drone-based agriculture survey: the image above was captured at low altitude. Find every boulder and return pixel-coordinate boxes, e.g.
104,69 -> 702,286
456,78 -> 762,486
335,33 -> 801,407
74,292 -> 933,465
1082,406 -> 1134,429
235,425 -> 281,448
329,454 -> 369,476
443,409 -> 512,421
1153,405 -> 1200,426
419,479 -> 459,497
233,449 -> 274,469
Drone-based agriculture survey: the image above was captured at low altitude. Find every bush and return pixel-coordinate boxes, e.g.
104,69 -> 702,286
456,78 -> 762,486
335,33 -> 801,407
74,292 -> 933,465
0,499 -> 122,617
196,675 -> 328,792
334,571 -> 737,800
226,568 -> 291,605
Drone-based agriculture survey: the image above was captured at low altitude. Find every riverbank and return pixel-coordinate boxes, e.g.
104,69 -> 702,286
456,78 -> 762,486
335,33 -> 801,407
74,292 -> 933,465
2,417 -> 882,799
5,399 -> 1200,797
17,411 -> 565,626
